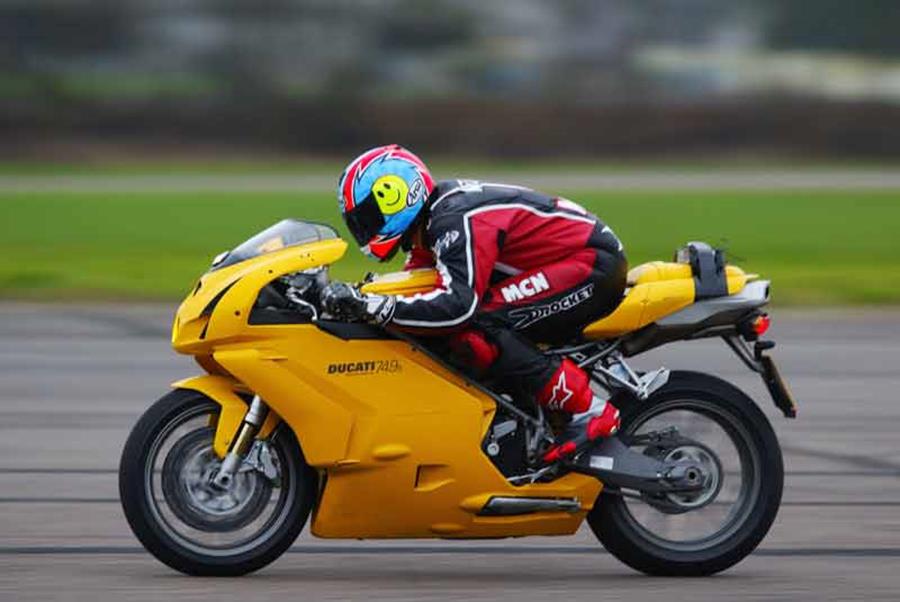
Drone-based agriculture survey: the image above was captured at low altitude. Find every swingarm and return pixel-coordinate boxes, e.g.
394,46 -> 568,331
565,430 -> 713,498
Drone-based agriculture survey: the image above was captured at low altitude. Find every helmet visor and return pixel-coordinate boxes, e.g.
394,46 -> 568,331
344,196 -> 385,247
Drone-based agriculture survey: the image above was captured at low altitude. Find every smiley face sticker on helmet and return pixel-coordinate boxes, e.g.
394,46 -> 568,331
338,144 -> 435,261
372,175 -> 410,216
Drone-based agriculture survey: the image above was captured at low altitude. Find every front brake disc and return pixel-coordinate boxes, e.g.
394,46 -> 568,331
161,427 -> 273,533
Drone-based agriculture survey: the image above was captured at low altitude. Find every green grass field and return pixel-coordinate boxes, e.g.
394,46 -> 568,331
3,157 -> 899,176
2,189 -> 899,304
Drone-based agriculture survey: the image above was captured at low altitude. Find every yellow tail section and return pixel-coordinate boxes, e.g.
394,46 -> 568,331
582,262 -> 752,339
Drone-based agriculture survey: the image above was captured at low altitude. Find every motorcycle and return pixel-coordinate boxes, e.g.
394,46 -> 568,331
119,218 -> 796,576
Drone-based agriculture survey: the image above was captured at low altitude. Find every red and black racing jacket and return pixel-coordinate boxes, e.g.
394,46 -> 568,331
390,180 -> 623,331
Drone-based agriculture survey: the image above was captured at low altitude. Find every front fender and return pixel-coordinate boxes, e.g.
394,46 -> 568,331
172,374 -> 280,458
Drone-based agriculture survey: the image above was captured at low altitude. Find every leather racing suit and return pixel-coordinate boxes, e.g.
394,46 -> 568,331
390,180 -> 628,416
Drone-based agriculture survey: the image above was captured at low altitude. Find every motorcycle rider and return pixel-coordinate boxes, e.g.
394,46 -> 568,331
321,144 -> 627,463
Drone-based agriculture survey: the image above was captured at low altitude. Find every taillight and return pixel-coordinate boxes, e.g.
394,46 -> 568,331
752,314 -> 771,337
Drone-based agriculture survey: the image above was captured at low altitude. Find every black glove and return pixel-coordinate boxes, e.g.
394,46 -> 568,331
319,282 -> 395,325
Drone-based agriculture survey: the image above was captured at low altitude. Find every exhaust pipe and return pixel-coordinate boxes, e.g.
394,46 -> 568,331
479,496 -> 581,516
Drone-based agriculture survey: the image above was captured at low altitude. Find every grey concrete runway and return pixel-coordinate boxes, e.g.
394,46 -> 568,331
1,303 -> 899,601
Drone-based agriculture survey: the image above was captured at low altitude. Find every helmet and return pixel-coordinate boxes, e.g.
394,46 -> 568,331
337,144 -> 435,261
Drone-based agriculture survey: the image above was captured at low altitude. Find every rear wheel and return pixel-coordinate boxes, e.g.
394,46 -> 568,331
588,371 -> 783,576
119,389 -> 317,576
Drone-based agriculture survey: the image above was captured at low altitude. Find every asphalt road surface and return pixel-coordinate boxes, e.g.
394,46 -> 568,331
1,303 -> 899,601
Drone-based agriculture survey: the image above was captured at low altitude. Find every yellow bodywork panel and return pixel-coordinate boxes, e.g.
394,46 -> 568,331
582,262 -> 751,339
214,328 -> 602,538
583,277 -> 695,339
171,238 -> 348,354
628,261 -> 750,294
173,327 -> 602,539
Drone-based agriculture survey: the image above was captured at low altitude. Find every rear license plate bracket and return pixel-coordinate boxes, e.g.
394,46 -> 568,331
758,353 -> 798,418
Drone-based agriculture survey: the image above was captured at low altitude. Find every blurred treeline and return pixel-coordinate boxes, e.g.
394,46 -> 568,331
3,0 -> 900,159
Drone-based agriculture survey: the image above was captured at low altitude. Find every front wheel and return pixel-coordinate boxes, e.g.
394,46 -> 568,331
119,389 -> 318,576
588,371 -> 783,576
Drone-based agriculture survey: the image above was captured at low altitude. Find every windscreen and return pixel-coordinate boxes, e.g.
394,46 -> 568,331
209,219 -> 339,272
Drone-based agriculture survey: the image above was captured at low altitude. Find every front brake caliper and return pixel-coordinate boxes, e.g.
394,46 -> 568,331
241,440 -> 280,485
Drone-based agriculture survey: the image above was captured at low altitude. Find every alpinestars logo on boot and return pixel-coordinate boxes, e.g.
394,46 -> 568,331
546,372 -> 573,410
508,284 -> 595,329
500,272 -> 550,303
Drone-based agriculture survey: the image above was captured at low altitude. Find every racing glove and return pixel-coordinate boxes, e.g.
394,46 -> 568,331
319,282 -> 395,325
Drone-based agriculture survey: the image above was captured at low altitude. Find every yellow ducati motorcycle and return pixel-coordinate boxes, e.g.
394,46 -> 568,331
119,219 -> 797,577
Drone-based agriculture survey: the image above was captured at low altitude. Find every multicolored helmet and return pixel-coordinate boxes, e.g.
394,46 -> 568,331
337,144 -> 435,261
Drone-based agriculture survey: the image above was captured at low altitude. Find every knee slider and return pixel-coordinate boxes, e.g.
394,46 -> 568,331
537,358 -> 592,414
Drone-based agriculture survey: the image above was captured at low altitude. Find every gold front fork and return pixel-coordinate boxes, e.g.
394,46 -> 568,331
212,395 -> 269,490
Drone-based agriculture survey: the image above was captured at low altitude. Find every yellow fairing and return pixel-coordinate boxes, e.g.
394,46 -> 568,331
170,242 -> 600,539
175,331 -> 601,539
171,238 -> 347,354
582,262 -> 751,339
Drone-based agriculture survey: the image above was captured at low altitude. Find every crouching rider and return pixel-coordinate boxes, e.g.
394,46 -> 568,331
320,144 -> 628,463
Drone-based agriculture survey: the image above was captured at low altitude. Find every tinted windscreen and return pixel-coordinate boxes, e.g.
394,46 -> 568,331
209,219 -> 339,272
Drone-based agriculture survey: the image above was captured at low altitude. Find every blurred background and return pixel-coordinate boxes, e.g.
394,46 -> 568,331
3,0 -> 900,159
1,3 -> 899,600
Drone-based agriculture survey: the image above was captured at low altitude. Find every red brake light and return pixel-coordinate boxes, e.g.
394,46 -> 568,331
753,314 -> 771,336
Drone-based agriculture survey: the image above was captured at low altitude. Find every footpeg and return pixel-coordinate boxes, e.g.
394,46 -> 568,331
598,360 -> 670,401
542,405 -> 620,465
543,440 -> 578,464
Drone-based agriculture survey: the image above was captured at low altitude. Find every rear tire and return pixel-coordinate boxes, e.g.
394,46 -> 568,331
588,371 -> 783,576
119,389 -> 318,576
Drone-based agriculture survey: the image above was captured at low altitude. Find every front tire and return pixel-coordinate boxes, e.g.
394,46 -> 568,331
119,389 -> 318,576
588,371 -> 783,576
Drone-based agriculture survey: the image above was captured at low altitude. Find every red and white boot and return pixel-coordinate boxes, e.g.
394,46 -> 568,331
537,359 -> 621,464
